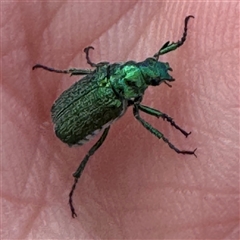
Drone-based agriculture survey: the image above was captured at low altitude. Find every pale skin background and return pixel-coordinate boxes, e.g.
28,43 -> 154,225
2,1 -> 239,239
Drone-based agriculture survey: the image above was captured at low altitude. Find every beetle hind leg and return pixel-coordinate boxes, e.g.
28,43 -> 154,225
69,126 -> 110,218
32,64 -> 93,76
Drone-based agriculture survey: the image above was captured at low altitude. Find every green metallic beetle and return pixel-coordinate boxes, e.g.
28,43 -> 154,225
33,15 -> 196,218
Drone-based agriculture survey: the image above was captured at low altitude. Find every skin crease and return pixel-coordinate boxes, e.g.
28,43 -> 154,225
2,2 -> 239,239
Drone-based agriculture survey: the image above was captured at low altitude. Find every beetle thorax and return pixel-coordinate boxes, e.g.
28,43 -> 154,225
110,62 -> 148,100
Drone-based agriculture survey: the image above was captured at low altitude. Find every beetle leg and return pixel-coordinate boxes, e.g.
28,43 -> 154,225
138,104 -> 191,138
133,104 -> 197,157
154,15 -> 194,60
32,64 -> 93,75
68,69 -> 93,76
84,46 -> 109,68
69,126 -> 111,218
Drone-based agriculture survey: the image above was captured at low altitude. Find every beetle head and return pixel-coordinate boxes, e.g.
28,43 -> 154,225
138,58 -> 175,86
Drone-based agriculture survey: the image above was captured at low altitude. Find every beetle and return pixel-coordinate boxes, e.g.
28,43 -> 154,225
33,15 -> 196,217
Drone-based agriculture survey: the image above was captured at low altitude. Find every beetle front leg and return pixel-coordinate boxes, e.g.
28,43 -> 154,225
69,126 -> 110,218
138,104 -> 191,137
154,15 -> 194,59
133,105 -> 197,157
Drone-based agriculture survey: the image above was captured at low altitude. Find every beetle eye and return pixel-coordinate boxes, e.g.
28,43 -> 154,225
126,80 -> 136,87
